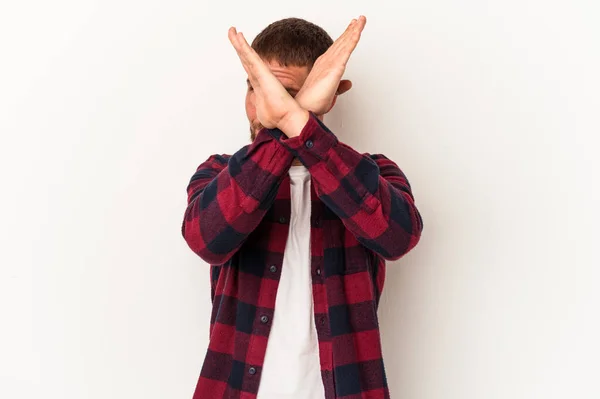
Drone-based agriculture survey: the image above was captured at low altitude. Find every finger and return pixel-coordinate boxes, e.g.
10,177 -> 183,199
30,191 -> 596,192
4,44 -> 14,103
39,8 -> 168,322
336,19 -> 358,44
228,27 -> 250,70
339,16 -> 366,50
333,16 -> 366,49
237,34 -> 264,88
231,30 -> 282,98
325,16 -> 366,62
231,31 -> 257,71
328,18 -> 358,53
236,32 -> 276,87
236,32 -> 267,72
323,19 -> 355,59
355,15 -> 367,32
228,28 -> 260,85
336,16 -> 366,63
228,27 -> 242,52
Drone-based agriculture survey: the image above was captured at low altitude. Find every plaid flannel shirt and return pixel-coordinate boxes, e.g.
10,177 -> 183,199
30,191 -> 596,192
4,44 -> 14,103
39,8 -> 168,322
182,112 -> 423,399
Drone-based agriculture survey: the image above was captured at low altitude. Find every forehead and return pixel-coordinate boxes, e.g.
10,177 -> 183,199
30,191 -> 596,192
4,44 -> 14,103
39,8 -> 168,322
251,59 -> 310,88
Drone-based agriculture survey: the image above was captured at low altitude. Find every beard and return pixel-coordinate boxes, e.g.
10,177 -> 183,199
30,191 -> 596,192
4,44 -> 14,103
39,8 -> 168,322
249,123 -> 263,142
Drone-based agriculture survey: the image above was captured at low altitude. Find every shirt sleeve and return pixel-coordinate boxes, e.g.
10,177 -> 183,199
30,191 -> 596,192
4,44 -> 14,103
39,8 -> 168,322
182,128 -> 295,265
266,112 -> 423,260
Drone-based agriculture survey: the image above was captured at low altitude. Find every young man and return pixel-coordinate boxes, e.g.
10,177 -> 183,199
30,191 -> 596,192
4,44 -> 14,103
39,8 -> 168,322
182,16 -> 423,399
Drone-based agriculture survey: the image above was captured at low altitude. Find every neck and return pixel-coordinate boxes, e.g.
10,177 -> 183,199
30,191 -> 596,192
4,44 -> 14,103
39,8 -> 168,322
292,158 -> 302,166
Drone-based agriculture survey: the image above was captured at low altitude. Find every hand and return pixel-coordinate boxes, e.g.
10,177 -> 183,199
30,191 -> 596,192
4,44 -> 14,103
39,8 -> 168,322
228,26 -> 307,135
295,16 -> 367,115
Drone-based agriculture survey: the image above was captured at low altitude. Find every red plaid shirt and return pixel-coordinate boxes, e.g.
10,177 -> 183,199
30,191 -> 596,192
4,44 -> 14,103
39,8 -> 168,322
182,112 -> 423,399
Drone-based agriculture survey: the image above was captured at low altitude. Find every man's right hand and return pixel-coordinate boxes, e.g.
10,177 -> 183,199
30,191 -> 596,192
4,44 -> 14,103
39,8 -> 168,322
295,16 -> 367,116
228,26 -> 307,136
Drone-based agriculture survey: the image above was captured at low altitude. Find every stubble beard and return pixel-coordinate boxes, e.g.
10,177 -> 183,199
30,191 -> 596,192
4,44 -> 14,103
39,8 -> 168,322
250,123 -> 263,142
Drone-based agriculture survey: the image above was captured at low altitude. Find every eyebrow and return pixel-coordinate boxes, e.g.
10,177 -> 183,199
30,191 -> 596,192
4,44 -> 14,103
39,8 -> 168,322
246,79 -> 298,94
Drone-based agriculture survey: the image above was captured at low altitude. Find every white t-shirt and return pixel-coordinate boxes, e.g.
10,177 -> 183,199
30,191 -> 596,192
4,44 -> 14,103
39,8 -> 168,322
256,164 -> 325,399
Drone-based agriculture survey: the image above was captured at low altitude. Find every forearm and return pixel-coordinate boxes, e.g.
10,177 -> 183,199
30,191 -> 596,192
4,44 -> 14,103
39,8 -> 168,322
265,112 -> 423,260
182,129 -> 295,265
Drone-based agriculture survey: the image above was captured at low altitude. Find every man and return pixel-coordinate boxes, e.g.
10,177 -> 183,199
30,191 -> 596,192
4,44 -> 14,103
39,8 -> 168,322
182,16 -> 423,399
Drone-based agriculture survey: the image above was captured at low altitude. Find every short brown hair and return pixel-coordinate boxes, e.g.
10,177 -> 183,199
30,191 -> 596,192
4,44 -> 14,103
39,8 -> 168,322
251,18 -> 333,68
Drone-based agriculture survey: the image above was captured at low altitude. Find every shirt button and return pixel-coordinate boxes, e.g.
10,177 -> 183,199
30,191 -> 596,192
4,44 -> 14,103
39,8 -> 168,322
260,315 -> 269,323
278,216 -> 286,224
314,219 -> 320,227
320,317 -> 326,326
269,265 -> 277,273
305,140 -> 314,148
316,268 -> 321,276
248,367 -> 256,375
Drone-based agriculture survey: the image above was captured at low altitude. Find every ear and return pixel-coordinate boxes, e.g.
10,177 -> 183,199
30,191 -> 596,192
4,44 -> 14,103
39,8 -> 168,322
336,79 -> 352,95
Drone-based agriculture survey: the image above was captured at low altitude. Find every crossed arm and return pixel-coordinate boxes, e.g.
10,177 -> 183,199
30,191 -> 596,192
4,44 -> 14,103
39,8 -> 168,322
181,113 -> 423,265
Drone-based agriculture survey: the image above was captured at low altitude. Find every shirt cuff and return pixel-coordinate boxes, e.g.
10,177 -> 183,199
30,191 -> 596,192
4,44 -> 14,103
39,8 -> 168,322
265,112 -> 339,167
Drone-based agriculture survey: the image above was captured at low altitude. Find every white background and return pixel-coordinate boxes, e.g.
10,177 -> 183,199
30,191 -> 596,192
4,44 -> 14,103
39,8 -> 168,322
1,1 -> 599,398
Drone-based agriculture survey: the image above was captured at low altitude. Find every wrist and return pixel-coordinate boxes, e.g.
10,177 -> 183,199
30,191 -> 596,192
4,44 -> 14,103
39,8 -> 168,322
293,97 -> 328,118
277,108 -> 310,138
